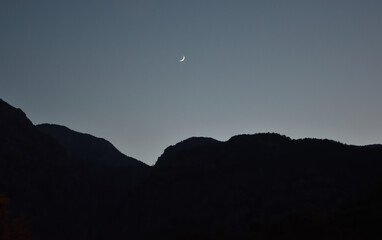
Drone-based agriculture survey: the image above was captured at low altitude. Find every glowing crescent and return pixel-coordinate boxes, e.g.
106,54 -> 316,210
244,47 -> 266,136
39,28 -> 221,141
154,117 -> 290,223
179,56 -> 185,62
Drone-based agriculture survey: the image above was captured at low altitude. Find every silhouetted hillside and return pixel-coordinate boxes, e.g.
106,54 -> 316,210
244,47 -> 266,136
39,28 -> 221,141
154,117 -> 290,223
0,99 -> 70,238
130,133 -> 382,239
1,98 -> 382,239
0,99 -> 150,240
0,99 -> 67,202
37,123 -> 146,167
155,137 -> 221,169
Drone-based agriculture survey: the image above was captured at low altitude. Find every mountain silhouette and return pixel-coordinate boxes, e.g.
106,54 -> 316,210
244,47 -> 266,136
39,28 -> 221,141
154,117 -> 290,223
0,99 -> 71,238
0,99 -> 150,240
127,133 -> 382,239
37,123 -> 146,167
155,136 -> 221,169
1,98 -> 382,239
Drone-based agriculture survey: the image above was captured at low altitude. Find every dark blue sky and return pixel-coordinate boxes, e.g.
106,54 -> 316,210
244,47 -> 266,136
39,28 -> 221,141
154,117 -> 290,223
1,0 -> 382,165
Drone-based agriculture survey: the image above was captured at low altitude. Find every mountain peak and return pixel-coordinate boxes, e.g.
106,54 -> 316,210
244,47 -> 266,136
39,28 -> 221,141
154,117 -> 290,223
0,98 -> 34,129
228,133 -> 292,145
155,136 -> 220,167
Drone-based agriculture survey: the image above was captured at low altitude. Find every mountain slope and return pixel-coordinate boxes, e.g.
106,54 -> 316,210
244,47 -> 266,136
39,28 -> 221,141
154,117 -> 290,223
0,99 -> 150,240
37,123 -> 146,167
0,99 -> 71,238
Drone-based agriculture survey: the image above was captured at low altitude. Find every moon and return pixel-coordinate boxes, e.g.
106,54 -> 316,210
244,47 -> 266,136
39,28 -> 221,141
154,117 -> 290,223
179,56 -> 185,62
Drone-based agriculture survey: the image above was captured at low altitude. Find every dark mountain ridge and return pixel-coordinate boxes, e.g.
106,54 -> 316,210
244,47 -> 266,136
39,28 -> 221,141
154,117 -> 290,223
1,98 -> 382,239
37,123 -> 146,167
155,136 -> 221,169
131,133 -> 382,239
0,99 -> 150,240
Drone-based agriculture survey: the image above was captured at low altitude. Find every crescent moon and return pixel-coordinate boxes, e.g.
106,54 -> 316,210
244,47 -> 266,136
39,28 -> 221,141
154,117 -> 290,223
179,56 -> 185,62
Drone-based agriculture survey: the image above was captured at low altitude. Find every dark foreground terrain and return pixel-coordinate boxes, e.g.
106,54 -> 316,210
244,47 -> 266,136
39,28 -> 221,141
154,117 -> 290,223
1,98 -> 382,239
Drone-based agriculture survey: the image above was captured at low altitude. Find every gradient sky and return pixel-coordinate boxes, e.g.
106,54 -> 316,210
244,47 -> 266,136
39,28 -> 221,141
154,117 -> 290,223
1,0 -> 382,165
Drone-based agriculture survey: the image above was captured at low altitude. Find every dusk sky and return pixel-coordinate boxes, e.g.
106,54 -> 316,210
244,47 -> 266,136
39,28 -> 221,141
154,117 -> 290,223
1,0 -> 381,165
